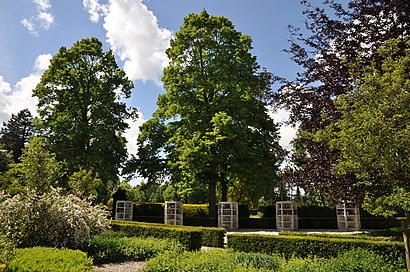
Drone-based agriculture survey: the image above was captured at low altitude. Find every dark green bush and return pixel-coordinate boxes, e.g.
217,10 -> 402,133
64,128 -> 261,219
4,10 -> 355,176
133,202 -> 164,217
111,220 -> 202,250
278,231 -> 396,241
239,204 -> 250,218
239,218 -> 276,229
298,217 -> 337,229
87,235 -> 184,264
280,248 -> 405,272
259,205 -> 275,218
184,217 -> 217,227
143,248 -> 279,272
196,226 -> 224,247
227,233 -> 405,266
183,204 -> 208,218
111,220 -> 224,248
5,247 -> 93,272
298,205 -> 335,218
132,216 -> 164,224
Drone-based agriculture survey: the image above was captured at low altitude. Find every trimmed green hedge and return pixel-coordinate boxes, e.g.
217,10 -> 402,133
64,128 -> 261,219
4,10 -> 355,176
133,202 -> 164,217
144,248 -> 279,272
111,220 -> 224,249
111,220 -> 201,251
227,233 -> 405,266
278,231 -> 396,241
5,247 -> 93,272
87,235 -> 184,264
279,248 -> 404,272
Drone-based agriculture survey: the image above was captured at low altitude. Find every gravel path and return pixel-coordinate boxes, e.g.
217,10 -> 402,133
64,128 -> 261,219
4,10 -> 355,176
93,261 -> 146,272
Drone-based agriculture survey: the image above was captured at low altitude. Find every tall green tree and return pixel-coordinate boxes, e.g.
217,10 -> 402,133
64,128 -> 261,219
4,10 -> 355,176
0,109 -> 34,163
320,38 -> 410,270
133,10 -> 283,218
1,137 -> 63,194
275,0 -> 410,203
33,37 -> 135,202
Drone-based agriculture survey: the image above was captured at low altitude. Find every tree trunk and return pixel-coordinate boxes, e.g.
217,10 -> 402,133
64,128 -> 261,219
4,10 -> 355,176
208,178 -> 217,220
221,173 -> 228,202
403,212 -> 410,272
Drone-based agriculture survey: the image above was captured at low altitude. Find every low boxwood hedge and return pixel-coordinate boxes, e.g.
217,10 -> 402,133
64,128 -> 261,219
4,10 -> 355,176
144,248 -> 280,272
111,220 -> 201,251
227,233 -> 405,266
87,235 -> 184,264
5,247 -> 93,272
111,220 -> 224,249
278,231 -> 396,241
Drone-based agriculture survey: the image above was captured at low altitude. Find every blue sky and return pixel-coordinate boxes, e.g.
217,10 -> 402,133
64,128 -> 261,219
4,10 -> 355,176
0,0 -> 348,156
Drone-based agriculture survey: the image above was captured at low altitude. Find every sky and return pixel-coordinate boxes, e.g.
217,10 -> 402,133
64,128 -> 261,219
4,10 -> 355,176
0,0 -> 348,158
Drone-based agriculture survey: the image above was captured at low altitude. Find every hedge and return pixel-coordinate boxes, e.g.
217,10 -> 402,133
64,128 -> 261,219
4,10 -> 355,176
111,220 -> 224,249
87,235 -> 184,264
278,231 -> 396,241
5,247 -> 93,272
144,248 -> 280,272
227,233 -> 405,266
111,220 -> 201,250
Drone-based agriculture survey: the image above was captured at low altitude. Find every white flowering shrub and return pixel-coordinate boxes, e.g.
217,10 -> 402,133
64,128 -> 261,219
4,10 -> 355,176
0,188 -> 109,249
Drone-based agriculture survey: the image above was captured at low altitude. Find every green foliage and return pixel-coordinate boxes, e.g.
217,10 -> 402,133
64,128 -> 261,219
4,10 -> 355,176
111,220 -> 224,248
2,137 -> 63,194
0,233 -> 14,265
133,202 -> 164,216
0,189 -> 109,248
0,109 -> 34,163
183,204 -> 208,217
134,10 -> 283,216
33,37 -> 135,202
111,220 -> 202,251
87,235 -> 184,264
227,233 -> 405,267
68,167 -> 101,200
5,247 -> 93,272
319,38 -> 410,215
278,231 -> 395,242
279,248 -> 404,272
144,248 -> 280,272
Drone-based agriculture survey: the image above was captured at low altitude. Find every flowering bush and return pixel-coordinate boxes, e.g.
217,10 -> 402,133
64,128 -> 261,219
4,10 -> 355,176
0,188 -> 109,249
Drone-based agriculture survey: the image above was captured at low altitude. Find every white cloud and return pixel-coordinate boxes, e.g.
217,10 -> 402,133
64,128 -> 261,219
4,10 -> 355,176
0,54 -> 51,124
268,106 -> 298,151
21,0 -> 54,35
34,54 -> 53,71
34,0 -> 52,10
83,0 -> 172,83
83,0 -> 107,23
124,112 -> 145,156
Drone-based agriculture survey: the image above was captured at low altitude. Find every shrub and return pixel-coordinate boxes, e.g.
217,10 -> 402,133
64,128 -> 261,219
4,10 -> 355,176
279,248 -> 405,272
143,248 -> 279,272
111,220 -> 224,248
111,220 -> 202,250
133,202 -> 164,217
278,231 -> 396,241
0,233 -> 14,265
0,189 -> 109,249
227,233 -> 405,266
5,247 -> 93,272
183,204 -> 208,218
87,235 -> 184,264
